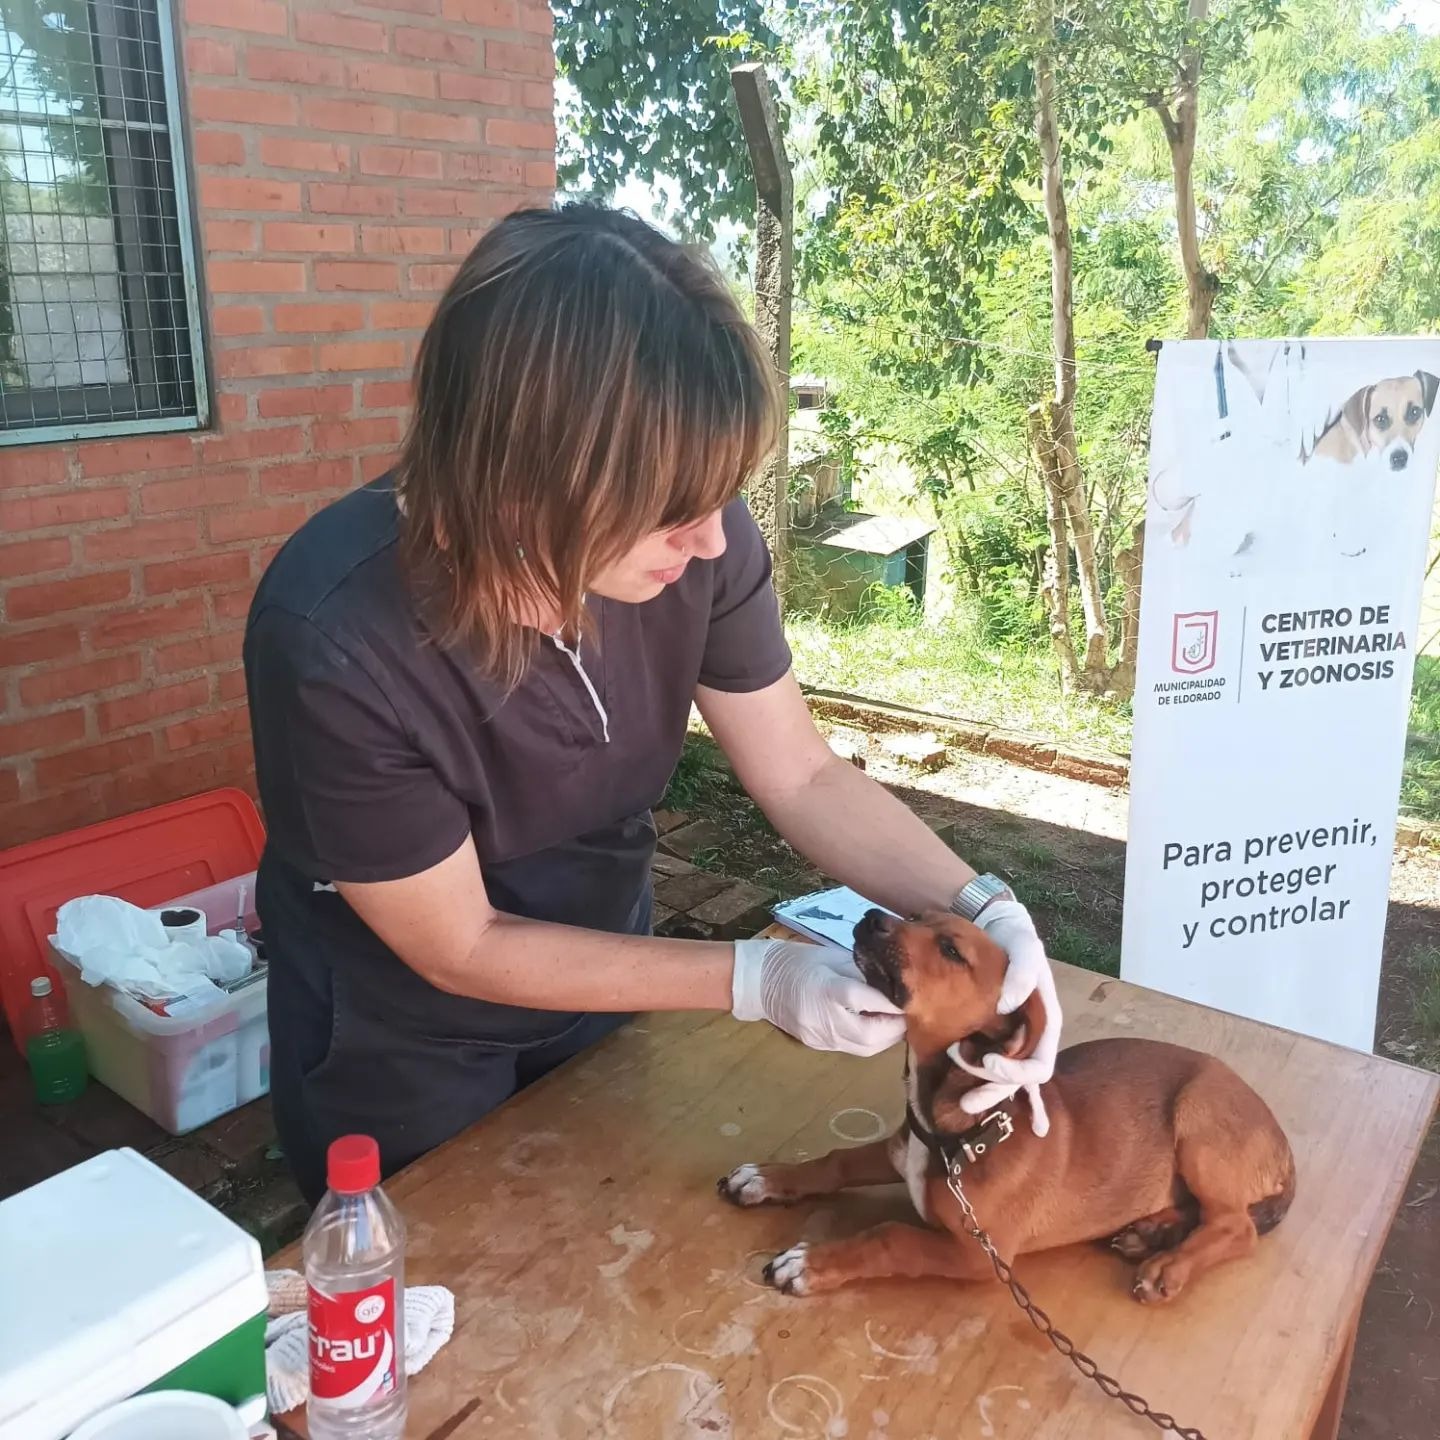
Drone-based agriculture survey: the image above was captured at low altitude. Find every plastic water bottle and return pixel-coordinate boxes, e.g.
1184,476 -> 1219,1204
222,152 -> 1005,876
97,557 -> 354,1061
23,976 -> 87,1104
304,1135 -> 407,1438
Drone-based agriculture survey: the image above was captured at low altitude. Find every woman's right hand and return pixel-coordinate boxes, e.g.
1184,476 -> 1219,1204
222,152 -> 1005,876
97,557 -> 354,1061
731,938 -> 906,1057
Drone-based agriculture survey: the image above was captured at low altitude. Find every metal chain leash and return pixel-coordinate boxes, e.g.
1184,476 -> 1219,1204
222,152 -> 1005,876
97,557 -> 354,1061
945,1170 -> 1210,1440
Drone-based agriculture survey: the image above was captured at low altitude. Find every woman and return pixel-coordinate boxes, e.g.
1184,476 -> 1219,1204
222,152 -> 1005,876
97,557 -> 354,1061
245,204 -> 1059,1205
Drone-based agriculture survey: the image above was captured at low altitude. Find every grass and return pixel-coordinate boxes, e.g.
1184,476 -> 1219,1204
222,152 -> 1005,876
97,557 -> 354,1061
1411,945 -> 1440,1070
660,733 -> 729,813
789,613 -> 1440,825
1048,919 -> 1122,977
1402,657 -> 1440,826
662,728 -> 1129,980
787,608 -> 1133,754
660,733 -> 818,898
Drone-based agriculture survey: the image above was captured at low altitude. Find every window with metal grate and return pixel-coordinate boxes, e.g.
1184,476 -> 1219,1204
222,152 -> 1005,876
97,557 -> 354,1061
0,0 -> 206,445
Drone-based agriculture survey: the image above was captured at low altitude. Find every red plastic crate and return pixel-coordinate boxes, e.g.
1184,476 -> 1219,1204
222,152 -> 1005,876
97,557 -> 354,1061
0,788 -> 264,1047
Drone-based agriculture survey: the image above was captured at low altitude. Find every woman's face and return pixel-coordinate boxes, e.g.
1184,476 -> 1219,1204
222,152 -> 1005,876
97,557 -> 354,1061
587,508 -> 729,604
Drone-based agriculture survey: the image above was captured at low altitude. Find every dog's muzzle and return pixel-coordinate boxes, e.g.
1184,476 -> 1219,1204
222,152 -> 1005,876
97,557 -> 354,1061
852,910 -> 906,1007
1389,448 -> 1410,471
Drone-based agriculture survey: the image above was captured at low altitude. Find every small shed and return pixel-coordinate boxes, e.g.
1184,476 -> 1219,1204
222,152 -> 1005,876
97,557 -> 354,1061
788,509 -> 937,618
789,374 -> 828,410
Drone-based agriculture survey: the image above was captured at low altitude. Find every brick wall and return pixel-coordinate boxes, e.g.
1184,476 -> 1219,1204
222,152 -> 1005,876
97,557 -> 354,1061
0,0 -> 555,848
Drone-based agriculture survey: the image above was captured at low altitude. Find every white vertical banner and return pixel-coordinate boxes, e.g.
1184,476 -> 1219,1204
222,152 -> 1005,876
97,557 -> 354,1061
1123,338 -> 1440,1050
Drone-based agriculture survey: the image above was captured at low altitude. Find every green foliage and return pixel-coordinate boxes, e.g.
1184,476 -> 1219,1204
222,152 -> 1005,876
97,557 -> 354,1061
552,1 -> 786,233
856,579 -> 922,624
1404,656 -> 1440,822
660,730 -> 732,811
786,607 -> 1135,752
559,0 -> 1440,818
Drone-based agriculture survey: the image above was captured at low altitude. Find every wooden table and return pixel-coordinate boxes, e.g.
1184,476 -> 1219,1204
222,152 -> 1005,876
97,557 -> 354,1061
274,950 -> 1437,1440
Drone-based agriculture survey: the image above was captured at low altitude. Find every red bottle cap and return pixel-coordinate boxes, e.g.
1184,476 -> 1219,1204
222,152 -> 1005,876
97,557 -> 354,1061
326,1134 -> 381,1195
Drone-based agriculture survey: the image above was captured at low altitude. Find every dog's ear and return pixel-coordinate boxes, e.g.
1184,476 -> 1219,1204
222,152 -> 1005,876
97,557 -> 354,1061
1417,370 -> 1439,417
1340,384 -> 1374,436
1000,985 -> 1049,1064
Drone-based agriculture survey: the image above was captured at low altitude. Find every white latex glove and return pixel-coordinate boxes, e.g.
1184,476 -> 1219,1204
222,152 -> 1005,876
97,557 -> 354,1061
951,899 -> 1062,1136
732,938 -> 906,1057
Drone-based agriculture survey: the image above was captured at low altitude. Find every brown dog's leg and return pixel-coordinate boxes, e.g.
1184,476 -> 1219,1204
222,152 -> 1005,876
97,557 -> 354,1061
1133,1135 -> 1262,1303
765,1221 -> 1002,1296
1109,1201 -> 1200,1262
718,1140 -> 899,1207
1132,1210 -> 1256,1303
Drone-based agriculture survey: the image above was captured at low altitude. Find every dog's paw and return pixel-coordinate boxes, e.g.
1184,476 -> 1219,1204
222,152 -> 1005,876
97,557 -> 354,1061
717,1163 -> 786,1207
1109,1228 -> 1154,1263
762,1243 -> 811,1296
1132,1255 -> 1187,1305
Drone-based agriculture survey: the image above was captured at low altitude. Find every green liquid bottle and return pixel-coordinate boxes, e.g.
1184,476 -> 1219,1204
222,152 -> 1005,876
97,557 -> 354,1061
24,976 -> 87,1104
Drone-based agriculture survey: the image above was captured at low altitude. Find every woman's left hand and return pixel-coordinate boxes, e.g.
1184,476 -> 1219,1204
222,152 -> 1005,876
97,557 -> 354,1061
953,898 -> 1062,1136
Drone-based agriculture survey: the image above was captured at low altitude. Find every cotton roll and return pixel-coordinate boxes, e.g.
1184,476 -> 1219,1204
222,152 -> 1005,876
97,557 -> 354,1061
159,906 -> 207,943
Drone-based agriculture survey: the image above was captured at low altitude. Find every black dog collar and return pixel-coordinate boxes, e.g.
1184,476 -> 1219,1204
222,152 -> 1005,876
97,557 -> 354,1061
906,1102 -> 1016,1176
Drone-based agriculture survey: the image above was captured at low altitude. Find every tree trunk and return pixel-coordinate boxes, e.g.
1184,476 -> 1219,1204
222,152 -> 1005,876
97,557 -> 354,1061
1110,519 -> 1144,700
944,511 -> 983,595
731,64 -> 793,589
1027,404 -> 1079,694
1035,38 -> 1109,684
1154,0 -> 1217,339
926,460 -> 984,594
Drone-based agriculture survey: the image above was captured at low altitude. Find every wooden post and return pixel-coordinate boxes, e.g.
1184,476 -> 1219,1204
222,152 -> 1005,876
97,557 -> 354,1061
730,61 -> 792,586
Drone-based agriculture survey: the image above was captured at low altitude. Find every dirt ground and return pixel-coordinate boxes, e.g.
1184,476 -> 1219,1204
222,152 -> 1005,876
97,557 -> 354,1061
669,723 -> 1440,1440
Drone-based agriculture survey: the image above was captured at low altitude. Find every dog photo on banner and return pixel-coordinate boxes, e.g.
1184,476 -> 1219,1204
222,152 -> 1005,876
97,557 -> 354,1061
1125,337 -> 1440,1051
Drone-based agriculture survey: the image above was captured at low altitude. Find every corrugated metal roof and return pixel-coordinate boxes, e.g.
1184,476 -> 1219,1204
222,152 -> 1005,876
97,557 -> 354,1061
800,509 -> 936,555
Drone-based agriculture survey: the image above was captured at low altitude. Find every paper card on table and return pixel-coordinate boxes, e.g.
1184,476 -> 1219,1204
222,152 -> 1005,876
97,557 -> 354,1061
771,886 -> 894,952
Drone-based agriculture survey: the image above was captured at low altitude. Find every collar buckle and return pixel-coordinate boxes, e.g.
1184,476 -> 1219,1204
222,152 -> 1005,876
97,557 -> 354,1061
951,1108 -> 1015,1175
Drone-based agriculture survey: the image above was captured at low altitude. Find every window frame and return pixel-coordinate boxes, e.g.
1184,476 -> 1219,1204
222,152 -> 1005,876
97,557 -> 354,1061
0,0 -> 208,448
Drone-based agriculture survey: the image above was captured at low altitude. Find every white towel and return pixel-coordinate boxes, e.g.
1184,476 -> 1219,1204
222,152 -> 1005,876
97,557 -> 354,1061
263,1269 -> 455,1415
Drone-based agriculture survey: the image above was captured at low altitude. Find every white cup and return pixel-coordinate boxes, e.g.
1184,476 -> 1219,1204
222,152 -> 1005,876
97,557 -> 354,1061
67,1391 -> 250,1440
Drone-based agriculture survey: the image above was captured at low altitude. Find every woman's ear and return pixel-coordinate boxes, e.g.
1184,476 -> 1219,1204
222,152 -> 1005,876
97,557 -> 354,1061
1001,985 -> 1048,1063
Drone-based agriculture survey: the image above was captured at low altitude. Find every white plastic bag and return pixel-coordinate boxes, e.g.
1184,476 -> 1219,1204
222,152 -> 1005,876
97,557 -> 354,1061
54,895 -> 252,1000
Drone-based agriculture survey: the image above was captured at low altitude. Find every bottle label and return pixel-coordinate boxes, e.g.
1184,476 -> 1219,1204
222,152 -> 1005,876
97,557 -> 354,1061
308,1278 -> 399,1407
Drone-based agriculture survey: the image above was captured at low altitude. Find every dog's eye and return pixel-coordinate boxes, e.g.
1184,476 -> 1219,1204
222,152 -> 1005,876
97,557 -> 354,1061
1374,408 -> 1391,430
1406,403 -> 1423,424
938,936 -> 969,967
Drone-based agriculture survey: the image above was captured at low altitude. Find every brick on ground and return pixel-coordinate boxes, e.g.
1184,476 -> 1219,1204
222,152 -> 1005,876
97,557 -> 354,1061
882,732 -> 949,771
1,1112 -> 95,1200
687,880 -> 775,940
225,1172 -> 310,1259
655,913 -> 715,940
147,1137 -> 231,1205
658,817 -> 729,860
653,809 -> 690,834
651,851 -> 697,880
36,1072 -> 169,1155
654,869 -> 729,912
204,1096 -> 280,1176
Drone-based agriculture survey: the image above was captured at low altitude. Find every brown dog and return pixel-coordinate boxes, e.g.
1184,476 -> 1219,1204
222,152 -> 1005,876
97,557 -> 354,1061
1307,370 -> 1439,470
719,911 -> 1295,1304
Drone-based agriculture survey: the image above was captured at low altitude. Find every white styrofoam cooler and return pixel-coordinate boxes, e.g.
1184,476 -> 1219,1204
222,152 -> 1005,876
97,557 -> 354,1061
0,1149 -> 268,1440
47,873 -> 268,1135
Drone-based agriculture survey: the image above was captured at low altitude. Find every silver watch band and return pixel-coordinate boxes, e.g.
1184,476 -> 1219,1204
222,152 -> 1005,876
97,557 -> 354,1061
950,872 -> 1011,920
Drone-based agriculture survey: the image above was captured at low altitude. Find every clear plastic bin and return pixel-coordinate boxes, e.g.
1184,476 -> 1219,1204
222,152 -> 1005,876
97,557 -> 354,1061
47,873 -> 269,1135
159,870 -> 259,938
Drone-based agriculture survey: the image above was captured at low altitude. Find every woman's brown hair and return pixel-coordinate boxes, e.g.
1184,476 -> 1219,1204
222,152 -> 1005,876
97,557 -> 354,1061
396,203 -> 779,686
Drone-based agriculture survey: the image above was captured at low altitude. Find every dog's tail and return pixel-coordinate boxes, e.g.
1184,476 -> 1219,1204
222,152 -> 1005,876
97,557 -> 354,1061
1249,1148 -> 1297,1236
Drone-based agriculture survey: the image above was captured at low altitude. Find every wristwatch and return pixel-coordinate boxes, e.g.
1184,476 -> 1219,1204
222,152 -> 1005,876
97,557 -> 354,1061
950,872 -> 1012,920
